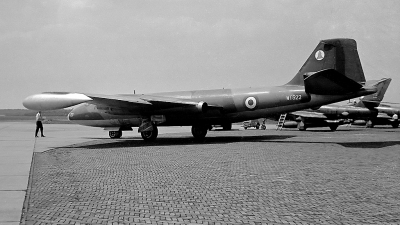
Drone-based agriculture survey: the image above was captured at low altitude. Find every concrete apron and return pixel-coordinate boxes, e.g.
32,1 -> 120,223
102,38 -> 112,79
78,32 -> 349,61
0,122 -> 105,224
0,122 -> 193,224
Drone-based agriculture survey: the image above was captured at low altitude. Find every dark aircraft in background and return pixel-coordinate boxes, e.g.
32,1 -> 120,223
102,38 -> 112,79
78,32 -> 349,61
23,38 -> 378,140
355,102 -> 400,128
285,78 -> 394,131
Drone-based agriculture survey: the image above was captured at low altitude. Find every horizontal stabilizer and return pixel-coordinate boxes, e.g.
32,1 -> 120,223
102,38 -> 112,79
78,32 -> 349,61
304,69 -> 363,95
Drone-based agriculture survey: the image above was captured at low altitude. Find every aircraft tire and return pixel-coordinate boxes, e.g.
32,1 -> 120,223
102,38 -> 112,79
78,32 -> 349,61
297,121 -> 307,131
366,120 -> 374,128
109,131 -> 122,139
392,121 -> 399,128
141,125 -> 158,141
261,124 -> 266,130
222,123 -> 232,130
329,124 -> 338,131
298,126 -> 307,131
191,125 -> 208,140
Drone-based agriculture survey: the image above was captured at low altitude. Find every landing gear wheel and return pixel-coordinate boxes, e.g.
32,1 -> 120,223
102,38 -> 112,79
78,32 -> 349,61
297,121 -> 307,131
298,126 -> 307,131
261,124 -> 266,130
366,120 -> 374,128
329,124 -> 338,131
109,131 -> 122,139
222,123 -> 232,131
191,125 -> 208,140
141,125 -> 158,141
392,121 -> 399,128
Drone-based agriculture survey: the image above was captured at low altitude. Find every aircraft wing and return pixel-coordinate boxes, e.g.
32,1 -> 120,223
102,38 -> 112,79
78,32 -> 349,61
290,110 -> 328,119
23,92 -> 223,112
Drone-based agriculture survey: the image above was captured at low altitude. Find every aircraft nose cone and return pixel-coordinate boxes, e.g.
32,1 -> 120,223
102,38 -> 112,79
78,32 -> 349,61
68,105 -> 87,121
68,104 -> 104,120
67,111 -> 74,120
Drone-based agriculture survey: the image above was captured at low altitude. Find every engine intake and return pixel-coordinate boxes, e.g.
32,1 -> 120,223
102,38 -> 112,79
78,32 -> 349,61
196,101 -> 208,113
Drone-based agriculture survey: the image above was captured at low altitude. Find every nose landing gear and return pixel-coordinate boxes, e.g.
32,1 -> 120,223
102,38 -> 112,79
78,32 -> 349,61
109,130 -> 122,139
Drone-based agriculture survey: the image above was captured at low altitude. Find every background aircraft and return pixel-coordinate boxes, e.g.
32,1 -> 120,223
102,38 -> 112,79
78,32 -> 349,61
23,38 -> 377,140
353,102 -> 400,128
284,78 -> 393,131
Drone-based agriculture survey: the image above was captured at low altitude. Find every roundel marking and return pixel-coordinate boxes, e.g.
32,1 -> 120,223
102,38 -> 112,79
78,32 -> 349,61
315,50 -> 325,60
245,97 -> 257,109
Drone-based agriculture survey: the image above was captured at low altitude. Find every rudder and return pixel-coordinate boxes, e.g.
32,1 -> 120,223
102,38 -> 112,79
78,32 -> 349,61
354,78 -> 391,108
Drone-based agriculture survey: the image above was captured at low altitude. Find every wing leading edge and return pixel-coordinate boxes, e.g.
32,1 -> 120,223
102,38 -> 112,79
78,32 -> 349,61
23,92 -> 222,112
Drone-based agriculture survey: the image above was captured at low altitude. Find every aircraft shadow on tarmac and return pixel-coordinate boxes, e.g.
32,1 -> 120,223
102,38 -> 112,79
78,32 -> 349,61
336,141 -> 400,148
63,134 -> 296,149
56,132 -> 400,150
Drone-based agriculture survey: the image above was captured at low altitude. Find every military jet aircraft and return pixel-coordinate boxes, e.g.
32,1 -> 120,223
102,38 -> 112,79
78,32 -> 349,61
286,78 -> 393,131
360,102 -> 400,128
23,38 -> 378,140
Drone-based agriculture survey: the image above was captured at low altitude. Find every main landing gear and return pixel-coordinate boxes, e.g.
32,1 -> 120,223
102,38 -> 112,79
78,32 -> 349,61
108,125 -> 159,141
108,124 -> 210,141
141,125 -> 158,141
366,120 -> 375,128
140,124 -> 208,141
328,124 -> 339,131
191,125 -> 208,140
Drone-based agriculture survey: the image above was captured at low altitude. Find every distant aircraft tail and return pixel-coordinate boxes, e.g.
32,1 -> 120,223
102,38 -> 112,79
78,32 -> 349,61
354,78 -> 391,108
286,38 -> 366,93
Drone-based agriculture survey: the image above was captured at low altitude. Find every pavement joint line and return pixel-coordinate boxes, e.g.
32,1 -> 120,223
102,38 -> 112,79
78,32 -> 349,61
0,190 -> 26,191
19,138 -> 36,225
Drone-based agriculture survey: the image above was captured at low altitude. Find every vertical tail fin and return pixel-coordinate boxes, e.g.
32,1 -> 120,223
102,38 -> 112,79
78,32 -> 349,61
287,38 -> 366,86
354,78 -> 391,108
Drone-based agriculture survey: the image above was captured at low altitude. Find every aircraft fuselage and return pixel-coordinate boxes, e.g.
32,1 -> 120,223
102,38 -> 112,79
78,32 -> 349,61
314,104 -> 378,120
68,85 -> 373,129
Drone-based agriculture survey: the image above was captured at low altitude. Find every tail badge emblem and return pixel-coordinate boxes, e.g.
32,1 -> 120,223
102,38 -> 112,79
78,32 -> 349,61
315,50 -> 325,61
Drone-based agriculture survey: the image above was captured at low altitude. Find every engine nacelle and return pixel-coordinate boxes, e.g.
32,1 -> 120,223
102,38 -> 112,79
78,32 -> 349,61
196,101 -> 208,113
310,106 -> 321,110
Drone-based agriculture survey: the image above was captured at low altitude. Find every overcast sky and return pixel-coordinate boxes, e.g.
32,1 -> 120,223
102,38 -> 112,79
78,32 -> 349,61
1,0 -> 399,109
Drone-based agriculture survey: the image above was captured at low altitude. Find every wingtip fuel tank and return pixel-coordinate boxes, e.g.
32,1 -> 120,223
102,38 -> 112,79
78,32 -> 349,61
23,92 -> 93,111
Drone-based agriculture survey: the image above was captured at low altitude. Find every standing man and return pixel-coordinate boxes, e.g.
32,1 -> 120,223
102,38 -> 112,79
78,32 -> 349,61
35,111 -> 45,137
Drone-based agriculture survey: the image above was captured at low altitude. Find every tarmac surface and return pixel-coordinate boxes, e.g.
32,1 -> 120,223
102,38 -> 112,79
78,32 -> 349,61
1,122 -> 400,224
